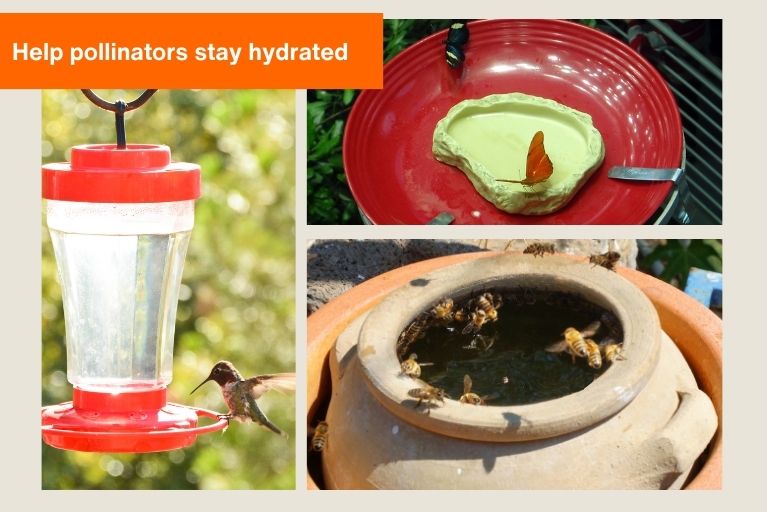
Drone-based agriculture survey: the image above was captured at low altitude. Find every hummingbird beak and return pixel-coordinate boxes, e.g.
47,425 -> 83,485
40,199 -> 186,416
191,377 -> 211,395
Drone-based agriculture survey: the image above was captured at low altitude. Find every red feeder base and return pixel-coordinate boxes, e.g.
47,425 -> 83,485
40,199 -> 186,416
41,387 -> 228,453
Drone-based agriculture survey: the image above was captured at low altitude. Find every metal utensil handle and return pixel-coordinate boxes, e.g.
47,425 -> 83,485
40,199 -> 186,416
609,166 -> 684,182
609,166 -> 690,224
427,212 -> 455,225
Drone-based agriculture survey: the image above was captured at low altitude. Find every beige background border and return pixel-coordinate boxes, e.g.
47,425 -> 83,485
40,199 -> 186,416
0,0 -> 755,508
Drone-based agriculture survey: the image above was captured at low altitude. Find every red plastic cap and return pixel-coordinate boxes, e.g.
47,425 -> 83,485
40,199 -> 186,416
42,144 -> 200,203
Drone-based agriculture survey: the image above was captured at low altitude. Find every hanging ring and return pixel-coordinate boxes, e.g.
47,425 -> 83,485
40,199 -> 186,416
80,89 -> 158,148
81,89 -> 157,113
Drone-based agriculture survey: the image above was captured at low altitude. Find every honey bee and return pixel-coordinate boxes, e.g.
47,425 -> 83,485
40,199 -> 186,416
474,293 -> 499,322
397,314 -> 430,358
600,338 -> 626,364
585,339 -> 602,369
310,421 -> 329,452
523,242 -> 556,257
545,321 -> 600,362
589,251 -> 621,271
462,309 -> 489,334
430,297 -> 455,323
407,384 -> 449,413
459,374 -> 485,405
563,327 -> 591,360
453,307 -> 468,323
399,353 -> 433,378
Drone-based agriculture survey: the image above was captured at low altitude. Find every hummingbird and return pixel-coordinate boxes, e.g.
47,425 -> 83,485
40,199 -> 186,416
191,361 -> 295,437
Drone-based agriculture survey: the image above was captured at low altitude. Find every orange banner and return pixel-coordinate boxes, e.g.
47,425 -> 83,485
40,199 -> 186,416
0,13 -> 383,88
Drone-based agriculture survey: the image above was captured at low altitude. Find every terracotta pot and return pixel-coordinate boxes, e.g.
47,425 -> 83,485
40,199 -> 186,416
307,252 -> 722,490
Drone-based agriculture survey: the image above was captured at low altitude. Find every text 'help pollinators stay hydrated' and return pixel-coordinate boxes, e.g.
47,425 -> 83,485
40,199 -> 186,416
0,13 -> 382,88
12,42 -> 349,67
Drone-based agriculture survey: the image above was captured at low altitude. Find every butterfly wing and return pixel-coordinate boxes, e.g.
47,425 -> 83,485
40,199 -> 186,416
524,131 -> 553,184
496,130 -> 553,185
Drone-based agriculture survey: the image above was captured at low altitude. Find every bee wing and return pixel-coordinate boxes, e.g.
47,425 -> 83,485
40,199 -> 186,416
545,339 -> 568,353
597,337 -> 617,350
246,373 -> 296,399
463,374 -> 472,394
580,321 -> 601,338
461,322 -> 478,335
481,334 -> 496,351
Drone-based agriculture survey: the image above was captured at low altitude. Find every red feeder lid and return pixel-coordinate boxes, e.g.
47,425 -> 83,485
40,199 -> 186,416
42,144 -> 200,203
41,387 -> 228,453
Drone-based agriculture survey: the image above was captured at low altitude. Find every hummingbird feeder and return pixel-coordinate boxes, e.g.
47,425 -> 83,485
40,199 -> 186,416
41,90 -> 228,453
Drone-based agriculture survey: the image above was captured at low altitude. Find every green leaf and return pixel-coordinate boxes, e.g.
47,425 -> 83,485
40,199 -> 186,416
642,239 -> 722,288
306,114 -> 316,149
307,101 -> 326,127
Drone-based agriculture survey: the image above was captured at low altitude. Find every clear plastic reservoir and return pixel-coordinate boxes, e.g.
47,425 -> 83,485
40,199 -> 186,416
46,200 -> 194,390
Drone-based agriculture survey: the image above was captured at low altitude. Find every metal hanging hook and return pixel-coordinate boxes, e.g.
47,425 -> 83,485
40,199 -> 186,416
80,89 -> 158,149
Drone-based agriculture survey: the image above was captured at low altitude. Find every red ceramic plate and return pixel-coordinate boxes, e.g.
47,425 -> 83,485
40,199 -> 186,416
344,20 -> 683,224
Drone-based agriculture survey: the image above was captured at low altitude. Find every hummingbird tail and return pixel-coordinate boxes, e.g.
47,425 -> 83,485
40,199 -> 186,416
260,415 -> 288,438
247,393 -> 289,437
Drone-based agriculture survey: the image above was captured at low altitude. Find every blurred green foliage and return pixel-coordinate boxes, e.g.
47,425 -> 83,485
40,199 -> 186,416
307,89 -> 357,224
42,89 -> 295,489
638,239 -> 722,289
308,20 -> 454,224
578,19 -> 598,28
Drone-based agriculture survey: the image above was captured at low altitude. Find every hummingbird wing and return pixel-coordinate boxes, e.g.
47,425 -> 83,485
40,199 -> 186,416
245,392 -> 288,437
245,373 -> 296,400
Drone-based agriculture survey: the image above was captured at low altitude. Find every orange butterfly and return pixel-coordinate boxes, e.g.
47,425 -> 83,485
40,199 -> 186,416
496,131 -> 553,186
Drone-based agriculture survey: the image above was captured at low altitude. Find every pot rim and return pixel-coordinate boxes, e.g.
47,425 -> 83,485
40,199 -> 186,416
356,253 -> 661,442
